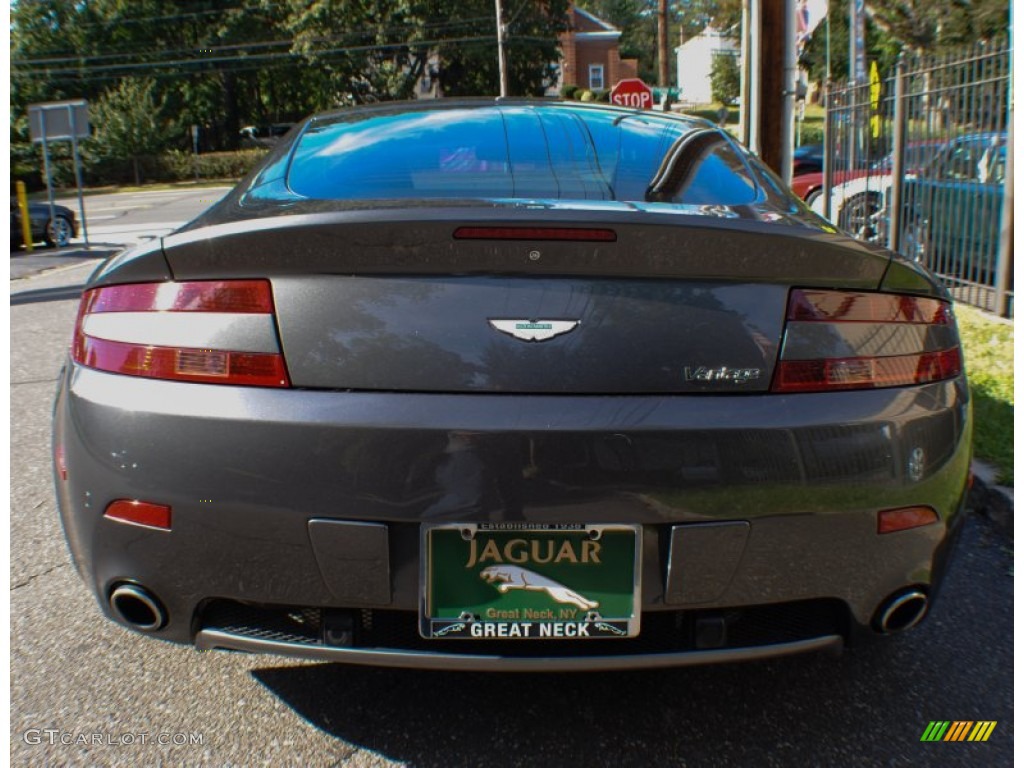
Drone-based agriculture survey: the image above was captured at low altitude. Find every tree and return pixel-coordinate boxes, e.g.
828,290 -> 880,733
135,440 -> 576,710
578,0 -> 742,84
11,0 -> 573,160
798,0 -> 1010,84
89,78 -> 174,184
866,0 -> 1009,52
710,52 -> 740,104
436,0 -> 570,97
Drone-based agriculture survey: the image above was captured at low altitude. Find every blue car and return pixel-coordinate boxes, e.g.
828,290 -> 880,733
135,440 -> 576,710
901,133 -> 1007,286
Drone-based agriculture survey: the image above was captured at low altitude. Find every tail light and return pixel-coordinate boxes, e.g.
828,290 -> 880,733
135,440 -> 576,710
72,280 -> 290,388
772,289 -> 962,393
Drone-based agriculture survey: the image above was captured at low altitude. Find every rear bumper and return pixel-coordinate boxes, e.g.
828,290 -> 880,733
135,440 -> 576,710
195,629 -> 844,672
54,364 -> 971,665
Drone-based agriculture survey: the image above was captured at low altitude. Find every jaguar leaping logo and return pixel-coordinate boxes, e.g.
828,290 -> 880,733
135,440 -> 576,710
489,319 -> 580,342
480,565 -> 599,611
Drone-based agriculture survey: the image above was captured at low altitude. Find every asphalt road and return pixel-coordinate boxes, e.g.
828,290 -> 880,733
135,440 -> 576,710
10,186 -> 231,279
9,190 -> 1014,766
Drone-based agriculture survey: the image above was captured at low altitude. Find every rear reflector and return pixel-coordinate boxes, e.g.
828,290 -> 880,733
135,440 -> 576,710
105,500 -> 172,531
878,506 -> 939,534
453,226 -> 617,242
772,289 -> 962,393
55,444 -> 67,482
73,280 -> 290,388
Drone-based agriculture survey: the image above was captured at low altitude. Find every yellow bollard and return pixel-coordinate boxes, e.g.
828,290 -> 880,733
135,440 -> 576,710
15,181 -> 34,252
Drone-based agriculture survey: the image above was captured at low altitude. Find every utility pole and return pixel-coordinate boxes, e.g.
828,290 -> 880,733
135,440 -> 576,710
779,0 -> 797,184
753,0 -> 796,180
657,0 -> 670,88
495,0 -> 509,97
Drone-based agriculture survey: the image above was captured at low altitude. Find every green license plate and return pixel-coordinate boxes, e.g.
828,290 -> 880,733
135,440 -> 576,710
421,523 -> 641,640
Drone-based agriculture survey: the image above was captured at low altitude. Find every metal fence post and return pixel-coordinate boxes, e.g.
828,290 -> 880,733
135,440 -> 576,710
994,97 -> 1013,317
823,81 -> 833,219
888,57 -> 907,252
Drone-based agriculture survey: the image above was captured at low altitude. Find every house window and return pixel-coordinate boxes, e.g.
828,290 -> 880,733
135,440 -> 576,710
588,64 -> 605,90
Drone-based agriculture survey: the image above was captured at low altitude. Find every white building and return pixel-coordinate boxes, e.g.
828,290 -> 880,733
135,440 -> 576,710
675,26 -> 739,105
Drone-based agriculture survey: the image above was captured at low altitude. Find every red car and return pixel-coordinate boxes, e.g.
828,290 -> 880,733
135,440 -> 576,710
792,141 -> 946,207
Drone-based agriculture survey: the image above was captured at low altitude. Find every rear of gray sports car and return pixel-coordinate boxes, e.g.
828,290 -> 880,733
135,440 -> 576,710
53,101 -> 971,671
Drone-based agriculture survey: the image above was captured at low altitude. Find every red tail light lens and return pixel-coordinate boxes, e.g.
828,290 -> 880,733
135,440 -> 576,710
73,280 -> 290,388
772,289 -> 962,393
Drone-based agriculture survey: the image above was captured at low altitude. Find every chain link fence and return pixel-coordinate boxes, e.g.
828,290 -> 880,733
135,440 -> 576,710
821,41 -> 1012,318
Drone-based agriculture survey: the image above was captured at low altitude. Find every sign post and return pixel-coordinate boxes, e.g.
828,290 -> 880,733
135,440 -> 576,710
191,124 -> 200,182
28,100 -> 91,248
67,104 -> 89,246
610,79 -> 654,110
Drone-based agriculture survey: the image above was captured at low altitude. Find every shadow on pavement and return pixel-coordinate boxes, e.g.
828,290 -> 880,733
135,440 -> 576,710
249,514 -> 1012,767
10,246 -> 117,280
10,284 -> 87,306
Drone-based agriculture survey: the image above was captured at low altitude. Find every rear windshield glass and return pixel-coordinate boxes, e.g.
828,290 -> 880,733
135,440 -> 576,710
287,106 -> 759,206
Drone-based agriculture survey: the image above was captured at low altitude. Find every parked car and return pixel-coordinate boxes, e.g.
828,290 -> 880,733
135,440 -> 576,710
793,140 -> 945,210
10,198 -> 77,248
239,123 -> 295,148
900,133 -> 1006,283
792,142 -> 823,175
55,100 -> 970,671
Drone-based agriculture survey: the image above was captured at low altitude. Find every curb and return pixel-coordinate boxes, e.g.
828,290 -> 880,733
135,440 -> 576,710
969,460 -> 1013,540
10,247 -> 117,282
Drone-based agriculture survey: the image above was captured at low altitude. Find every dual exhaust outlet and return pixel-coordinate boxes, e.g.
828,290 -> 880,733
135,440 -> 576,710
875,589 -> 929,634
109,584 -> 166,632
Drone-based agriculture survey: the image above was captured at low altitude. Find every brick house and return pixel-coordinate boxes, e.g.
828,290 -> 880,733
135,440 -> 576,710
556,6 -> 639,94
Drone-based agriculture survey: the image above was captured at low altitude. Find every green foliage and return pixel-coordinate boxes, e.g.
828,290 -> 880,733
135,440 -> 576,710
436,0 -> 569,96
710,53 -> 740,104
800,0 -> 1010,85
78,149 -> 268,187
10,0 -> 571,165
956,306 -> 1014,485
158,150 -> 269,181
578,1 -> 741,85
90,79 -> 174,160
561,84 -> 580,100
795,123 -> 825,147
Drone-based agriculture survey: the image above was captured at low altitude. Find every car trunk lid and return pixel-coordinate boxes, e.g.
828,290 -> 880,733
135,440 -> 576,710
161,208 -> 890,394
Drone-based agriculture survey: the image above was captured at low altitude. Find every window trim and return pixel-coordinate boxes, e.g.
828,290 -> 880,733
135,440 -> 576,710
588,64 -> 605,91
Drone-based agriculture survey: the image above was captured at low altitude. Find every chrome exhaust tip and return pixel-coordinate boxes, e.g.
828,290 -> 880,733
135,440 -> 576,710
109,584 -> 166,632
876,589 -> 929,634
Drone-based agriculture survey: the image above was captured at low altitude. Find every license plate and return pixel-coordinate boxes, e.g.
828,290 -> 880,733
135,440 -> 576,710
421,523 -> 641,640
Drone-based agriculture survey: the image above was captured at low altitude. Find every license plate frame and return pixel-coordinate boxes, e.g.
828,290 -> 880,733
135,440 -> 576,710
420,523 -> 642,640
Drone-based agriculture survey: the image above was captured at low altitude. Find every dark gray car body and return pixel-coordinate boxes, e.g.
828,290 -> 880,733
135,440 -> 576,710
54,101 -> 970,671
11,199 -> 77,247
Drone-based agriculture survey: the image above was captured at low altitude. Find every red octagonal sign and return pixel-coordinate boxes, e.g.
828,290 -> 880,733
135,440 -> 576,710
609,78 -> 654,110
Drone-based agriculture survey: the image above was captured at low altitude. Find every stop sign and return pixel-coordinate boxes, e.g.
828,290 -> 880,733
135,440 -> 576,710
609,79 -> 654,110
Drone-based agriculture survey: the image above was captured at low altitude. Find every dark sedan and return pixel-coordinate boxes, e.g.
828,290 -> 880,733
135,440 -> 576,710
54,100 -> 970,671
11,198 -> 77,248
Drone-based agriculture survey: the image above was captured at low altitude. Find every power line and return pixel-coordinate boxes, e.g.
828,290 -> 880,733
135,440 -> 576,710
12,35 -> 503,80
12,16 -> 496,65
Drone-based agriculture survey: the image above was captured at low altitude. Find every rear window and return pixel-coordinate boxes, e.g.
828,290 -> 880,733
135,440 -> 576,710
286,106 -> 760,207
